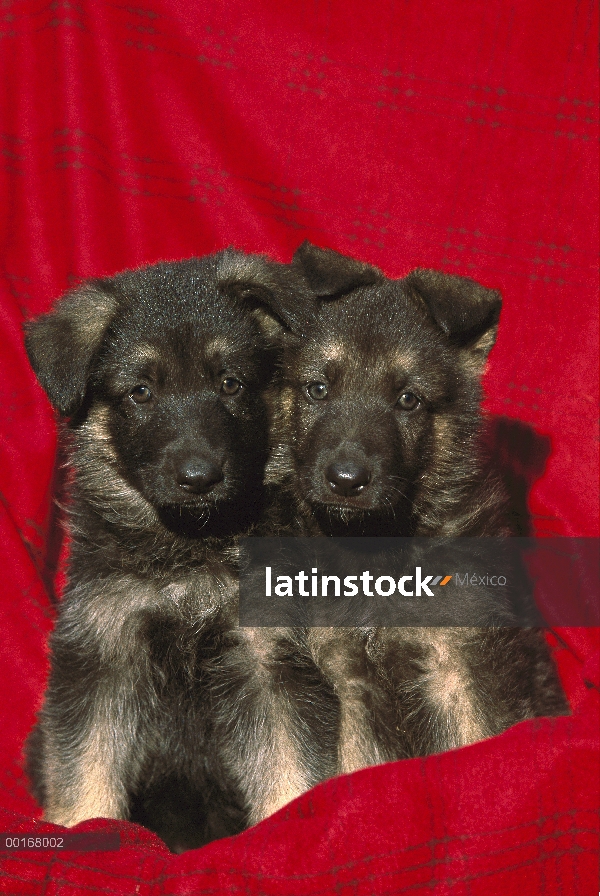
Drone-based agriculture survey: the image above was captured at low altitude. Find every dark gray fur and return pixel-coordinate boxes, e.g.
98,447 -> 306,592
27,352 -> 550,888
267,242 -> 568,769
24,250 -> 338,851
24,242 -> 568,849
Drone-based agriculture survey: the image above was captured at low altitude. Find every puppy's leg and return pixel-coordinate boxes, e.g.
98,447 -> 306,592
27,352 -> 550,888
309,628 -> 396,775
213,629 -> 338,825
39,578 -> 156,826
42,701 -> 134,826
369,627 -> 568,756
407,628 -> 490,751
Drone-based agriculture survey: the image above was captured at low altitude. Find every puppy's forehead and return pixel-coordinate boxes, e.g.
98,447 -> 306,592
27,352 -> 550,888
114,328 -> 257,369
204,336 -> 236,358
110,286 -> 261,360
111,260 -> 259,336
103,319 -> 265,395
301,338 -> 417,374
125,343 -> 161,367
313,341 -> 348,362
298,284 -> 433,372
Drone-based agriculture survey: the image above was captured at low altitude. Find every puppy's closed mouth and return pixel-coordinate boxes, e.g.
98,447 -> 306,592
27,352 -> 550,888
307,480 -> 382,514
309,494 -> 388,524
159,496 -> 219,512
313,496 -> 369,512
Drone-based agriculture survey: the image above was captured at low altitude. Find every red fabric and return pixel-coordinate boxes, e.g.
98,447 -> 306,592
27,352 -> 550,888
0,1 -> 598,893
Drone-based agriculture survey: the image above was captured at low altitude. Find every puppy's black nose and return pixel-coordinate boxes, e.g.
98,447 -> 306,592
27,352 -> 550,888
176,460 -> 224,494
325,462 -> 371,496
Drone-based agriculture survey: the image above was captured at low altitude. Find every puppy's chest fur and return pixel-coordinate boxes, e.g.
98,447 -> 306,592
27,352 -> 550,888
67,539 -> 278,677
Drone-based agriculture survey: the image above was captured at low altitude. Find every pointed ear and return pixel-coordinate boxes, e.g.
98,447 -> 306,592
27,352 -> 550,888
24,282 -> 118,416
405,269 -> 502,363
216,248 -> 315,336
292,241 -> 383,298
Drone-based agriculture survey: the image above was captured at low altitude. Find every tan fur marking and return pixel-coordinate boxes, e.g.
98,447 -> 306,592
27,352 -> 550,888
320,341 -> 346,362
73,577 -> 159,658
221,629 -> 314,825
336,694 -> 388,774
80,404 -> 118,461
126,344 -> 160,367
462,325 -> 499,376
390,350 -> 416,370
44,728 -> 126,826
250,700 -> 310,824
252,306 -> 282,338
309,628 -> 387,774
74,404 -> 159,530
278,386 -> 295,421
433,416 -> 453,443
204,337 -> 230,357
241,628 -> 281,667
419,629 -> 486,746
71,289 -> 117,352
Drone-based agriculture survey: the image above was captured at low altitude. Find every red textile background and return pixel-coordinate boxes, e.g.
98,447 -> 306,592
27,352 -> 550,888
0,1 -> 598,893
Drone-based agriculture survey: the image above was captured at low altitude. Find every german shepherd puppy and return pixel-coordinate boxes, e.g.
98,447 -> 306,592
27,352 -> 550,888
270,241 -> 567,772
24,251 -> 338,851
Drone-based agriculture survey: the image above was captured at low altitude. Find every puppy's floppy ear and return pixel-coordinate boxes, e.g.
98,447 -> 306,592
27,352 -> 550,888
24,281 -> 118,416
216,248 -> 314,336
292,241 -> 383,299
405,269 -> 502,362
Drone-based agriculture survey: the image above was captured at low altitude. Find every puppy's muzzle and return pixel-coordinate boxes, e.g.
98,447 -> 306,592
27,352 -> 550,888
175,458 -> 224,495
325,461 -> 371,497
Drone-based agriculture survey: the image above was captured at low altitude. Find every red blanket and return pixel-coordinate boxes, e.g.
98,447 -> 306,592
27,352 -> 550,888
0,1 -> 598,892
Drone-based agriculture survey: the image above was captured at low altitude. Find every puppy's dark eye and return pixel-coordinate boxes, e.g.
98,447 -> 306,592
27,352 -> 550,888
130,385 -> 153,404
221,377 -> 243,396
307,382 -> 328,401
397,391 -> 420,411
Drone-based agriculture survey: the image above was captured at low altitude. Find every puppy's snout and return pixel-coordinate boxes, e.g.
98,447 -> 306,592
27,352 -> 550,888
325,461 -> 371,497
175,459 -> 224,494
